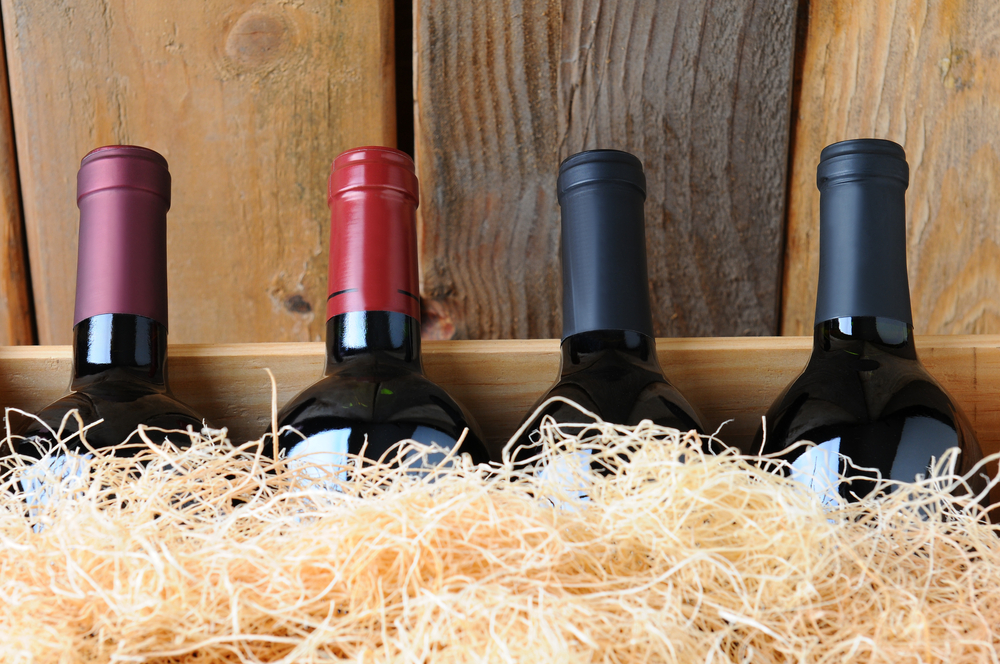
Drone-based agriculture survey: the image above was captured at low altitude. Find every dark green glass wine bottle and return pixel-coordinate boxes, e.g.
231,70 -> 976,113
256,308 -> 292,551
754,139 -> 987,504
506,149 -> 706,476
266,147 -> 490,485
6,146 -> 206,500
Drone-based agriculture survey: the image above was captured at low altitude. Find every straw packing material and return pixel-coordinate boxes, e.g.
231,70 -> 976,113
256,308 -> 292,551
0,407 -> 998,663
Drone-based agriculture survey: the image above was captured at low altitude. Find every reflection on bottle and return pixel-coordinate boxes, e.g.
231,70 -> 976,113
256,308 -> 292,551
285,425 -> 460,492
20,450 -> 93,529
287,428 -> 351,491
537,448 -> 594,504
788,437 -> 841,509
891,417 -> 957,484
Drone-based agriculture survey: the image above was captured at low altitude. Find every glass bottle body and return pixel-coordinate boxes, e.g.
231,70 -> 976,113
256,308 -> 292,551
273,311 -> 491,476
509,329 -> 706,471
755,317 -> 986,502
11,314 -> 204,461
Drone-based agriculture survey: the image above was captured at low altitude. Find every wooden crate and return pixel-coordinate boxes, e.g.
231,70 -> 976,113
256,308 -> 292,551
3,336 -> 999,462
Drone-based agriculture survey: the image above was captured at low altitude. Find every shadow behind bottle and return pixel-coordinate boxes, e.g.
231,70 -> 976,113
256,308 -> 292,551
507,150 -> 706,473
9,146 -> 206,468
754,139 -> 987,504
268,147 -> 490,482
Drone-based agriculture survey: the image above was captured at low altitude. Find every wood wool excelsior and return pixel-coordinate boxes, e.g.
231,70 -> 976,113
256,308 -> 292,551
0,401 -> 998,663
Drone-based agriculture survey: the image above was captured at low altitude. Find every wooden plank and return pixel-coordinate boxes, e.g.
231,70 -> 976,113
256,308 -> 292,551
0,16 -> 32,345
414,0 -> 798,340
2,336 -> 999,462
783,1 -> 1000,335
413,0 -> 563,340
1,0 -> 395,345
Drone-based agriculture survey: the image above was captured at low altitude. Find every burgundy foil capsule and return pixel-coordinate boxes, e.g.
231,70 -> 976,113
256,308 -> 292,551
74,146 -> 170,328
326,146 -> 421,321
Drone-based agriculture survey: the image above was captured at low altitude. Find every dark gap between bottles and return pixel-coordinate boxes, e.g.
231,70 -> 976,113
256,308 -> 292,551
394,0 -> 415,158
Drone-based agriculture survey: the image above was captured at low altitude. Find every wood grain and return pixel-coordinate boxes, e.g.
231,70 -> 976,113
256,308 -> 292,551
415,0 -> 798,341
783,1 -> 1000,336
0,17 -> 32,345
3,337 -> 999,463
1,0 -> 395,345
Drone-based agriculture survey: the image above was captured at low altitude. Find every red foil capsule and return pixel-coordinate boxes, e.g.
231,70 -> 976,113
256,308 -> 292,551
74,145 -> 170,328
326,146 -> 421,321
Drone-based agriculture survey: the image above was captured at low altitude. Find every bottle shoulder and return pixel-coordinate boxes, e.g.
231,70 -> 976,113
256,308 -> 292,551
530,351 -> 702,431
756,346 -> 984,495
11,382 -> 205,457
763,348 -> 950,433
274,363 -> 490,465
277,365 -> 468,424
508,351 -> 707,466
630,380 -> 705,432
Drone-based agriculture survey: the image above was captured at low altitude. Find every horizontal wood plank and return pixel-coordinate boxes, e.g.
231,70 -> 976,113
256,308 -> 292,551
415,0 -> 798,341
784,0 -> 1000,335
2,0 -> 395,345
1,337 -> 998,462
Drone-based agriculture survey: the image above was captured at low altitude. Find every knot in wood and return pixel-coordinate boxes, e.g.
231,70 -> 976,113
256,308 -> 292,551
225,10 -> 290,67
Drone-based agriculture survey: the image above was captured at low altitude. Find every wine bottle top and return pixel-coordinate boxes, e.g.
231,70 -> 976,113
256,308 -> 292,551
74,145 -> 170,328
558,149 -> 646,199
326,147 -> 421,321
814,138 -> 913,326
557,149 -> 654,340
78,145 -> 171,207
328,146 -> 418,204
818,138 -> 909,188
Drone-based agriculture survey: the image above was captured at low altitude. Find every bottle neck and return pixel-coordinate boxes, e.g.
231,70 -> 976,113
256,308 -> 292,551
324,310 -> 422,373
814,316 -> 917,360
71,313 -> 167,389
815,175 -> 912,325
75,187 -> 169,328
559,182 -> 654,340
560,329 -> 662,374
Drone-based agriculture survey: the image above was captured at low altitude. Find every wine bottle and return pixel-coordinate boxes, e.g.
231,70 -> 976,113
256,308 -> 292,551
8,146 -> 206,476
754,138 -> 986,504
268,147 -> 490,482
506,149 -> 706,475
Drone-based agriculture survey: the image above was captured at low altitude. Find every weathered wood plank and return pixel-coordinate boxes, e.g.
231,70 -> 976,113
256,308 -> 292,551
2,337 -> 998,462
414,0 -> 563,340
2,0 -> 395,344
783,1 -> 1000,335
0,17 -> 32,345
415,0 -> 798,340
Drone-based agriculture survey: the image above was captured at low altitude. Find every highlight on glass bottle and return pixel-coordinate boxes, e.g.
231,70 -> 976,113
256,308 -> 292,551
753,138 -> 988,506
264,146 -> 491,489
3,145 -> 207,505
505,148 -> 707,483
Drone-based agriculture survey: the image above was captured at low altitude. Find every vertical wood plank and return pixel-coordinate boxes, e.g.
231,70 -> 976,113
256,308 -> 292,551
414,0 -> 563,340
784,1 -> 1000,336
0,14 -> 33,345
415,0 -> 798,340
2,0 -> 395,344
